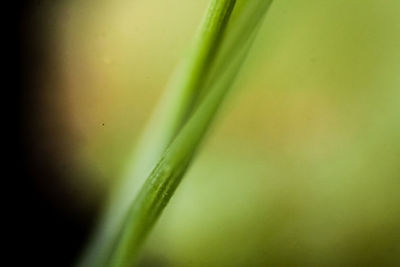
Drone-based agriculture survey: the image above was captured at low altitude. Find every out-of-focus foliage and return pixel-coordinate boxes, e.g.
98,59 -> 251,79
36,0 -> 400,265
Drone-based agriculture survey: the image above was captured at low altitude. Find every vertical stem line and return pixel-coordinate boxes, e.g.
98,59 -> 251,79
77,1 -> 237,266
107,1 -> 274,264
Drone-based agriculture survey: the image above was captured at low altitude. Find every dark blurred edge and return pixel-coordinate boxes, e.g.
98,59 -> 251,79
15,1 -> 93,266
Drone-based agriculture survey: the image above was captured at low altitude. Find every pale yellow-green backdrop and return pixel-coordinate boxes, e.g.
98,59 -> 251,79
35,0 -> 400,265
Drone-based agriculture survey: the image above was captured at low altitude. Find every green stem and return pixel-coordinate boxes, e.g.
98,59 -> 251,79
107,0 -> 274,265
108,23 -> 255,267
77,1 -> 237,266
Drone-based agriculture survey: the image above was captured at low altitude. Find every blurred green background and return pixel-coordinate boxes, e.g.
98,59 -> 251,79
34,0 -> 400,266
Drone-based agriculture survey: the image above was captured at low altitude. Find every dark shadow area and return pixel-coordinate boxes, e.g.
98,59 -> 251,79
16,1 -> 96,266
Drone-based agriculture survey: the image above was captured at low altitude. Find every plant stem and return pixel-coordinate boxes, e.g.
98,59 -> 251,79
107,0 -> 275,265
77,1 -> 237,266
108,22 -> 255,267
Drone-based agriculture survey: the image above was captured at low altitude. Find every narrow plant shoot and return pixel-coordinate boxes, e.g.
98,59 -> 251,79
107,0 -> 274,266
78,0 -> 238,266
78,0 -> 275,266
